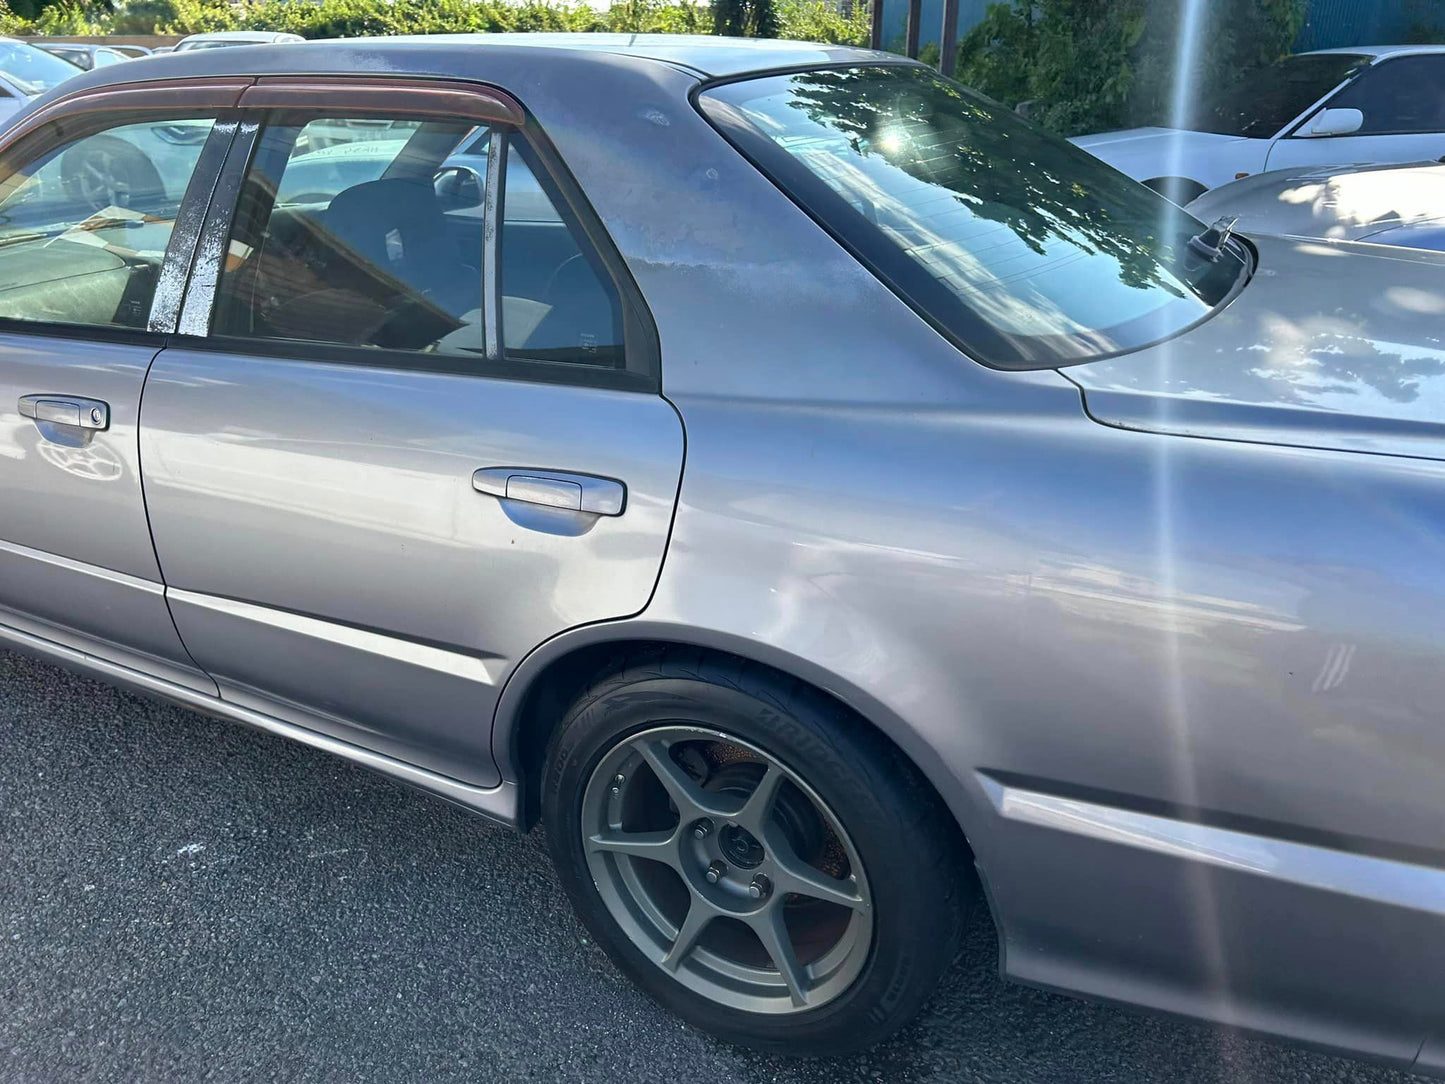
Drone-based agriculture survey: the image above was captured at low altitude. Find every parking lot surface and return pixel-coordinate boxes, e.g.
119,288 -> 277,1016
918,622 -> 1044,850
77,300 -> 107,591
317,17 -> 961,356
0,649 -> 1417,1083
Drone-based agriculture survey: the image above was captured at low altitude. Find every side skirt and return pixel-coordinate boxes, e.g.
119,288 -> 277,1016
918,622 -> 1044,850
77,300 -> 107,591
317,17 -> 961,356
0,619 -> 520,828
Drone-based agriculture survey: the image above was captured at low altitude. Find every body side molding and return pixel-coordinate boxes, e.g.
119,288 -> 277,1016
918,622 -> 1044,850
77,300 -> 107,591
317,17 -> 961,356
0,618 -> 520,825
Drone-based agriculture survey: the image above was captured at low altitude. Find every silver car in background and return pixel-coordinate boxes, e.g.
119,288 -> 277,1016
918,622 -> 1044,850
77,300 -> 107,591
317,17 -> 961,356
5,35 -> 1445,1074
34,42 -> 133,71
1189,159 -> 1445,252
171,30 -> 305,51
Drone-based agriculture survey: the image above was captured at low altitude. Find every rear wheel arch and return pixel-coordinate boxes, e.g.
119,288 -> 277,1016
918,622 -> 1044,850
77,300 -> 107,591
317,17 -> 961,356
492,629 -> 976,864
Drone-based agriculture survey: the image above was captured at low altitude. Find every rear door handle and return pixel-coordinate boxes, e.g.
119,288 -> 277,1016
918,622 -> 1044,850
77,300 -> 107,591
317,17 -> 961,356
18,395 -> 109,430
472,467 -> 626,516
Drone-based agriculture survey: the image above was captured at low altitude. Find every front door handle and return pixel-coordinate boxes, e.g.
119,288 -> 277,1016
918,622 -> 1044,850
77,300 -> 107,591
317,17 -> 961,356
18,394 -> 109,431
472,467 -> 626,516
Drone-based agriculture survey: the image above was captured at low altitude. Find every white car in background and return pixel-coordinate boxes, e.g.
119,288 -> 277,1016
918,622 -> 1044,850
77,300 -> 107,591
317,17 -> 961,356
1073,45 -> 1445,204
172,31 -> 304,51
1187,159 -> 1445,253
0,37 -> 82,127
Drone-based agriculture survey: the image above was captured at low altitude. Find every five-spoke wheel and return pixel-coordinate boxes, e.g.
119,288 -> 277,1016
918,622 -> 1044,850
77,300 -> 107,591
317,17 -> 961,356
581,726 -> 873,1012
543,651 -> 969,1054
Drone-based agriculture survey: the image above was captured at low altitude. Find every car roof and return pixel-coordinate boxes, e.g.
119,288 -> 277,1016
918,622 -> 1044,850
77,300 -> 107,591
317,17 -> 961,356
180,30 -> 293,40
1303,44 -> 1445,59
69,33 -> 898,82
393,33 -> 895,76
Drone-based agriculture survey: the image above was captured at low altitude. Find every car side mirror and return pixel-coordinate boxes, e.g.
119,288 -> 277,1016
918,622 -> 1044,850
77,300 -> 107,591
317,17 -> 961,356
434,166 -> 483,211
1301,107 -> 1364,138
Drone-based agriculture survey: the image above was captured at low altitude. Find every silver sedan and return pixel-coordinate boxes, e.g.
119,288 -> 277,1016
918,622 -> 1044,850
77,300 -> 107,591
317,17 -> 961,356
2,35 -> 1445,1073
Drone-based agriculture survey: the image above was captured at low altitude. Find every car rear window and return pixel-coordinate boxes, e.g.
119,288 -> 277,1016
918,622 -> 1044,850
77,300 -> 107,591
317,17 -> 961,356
700,65 -> 1249,369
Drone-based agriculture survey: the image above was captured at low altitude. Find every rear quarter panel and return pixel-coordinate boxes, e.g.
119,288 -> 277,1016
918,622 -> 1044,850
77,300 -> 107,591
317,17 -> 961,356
481,55 -> 1445,1067
645,384 -> 1445,1069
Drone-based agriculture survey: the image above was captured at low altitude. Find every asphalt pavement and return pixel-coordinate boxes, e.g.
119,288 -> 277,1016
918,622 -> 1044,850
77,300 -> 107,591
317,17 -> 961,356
0,648 -> 1421,1084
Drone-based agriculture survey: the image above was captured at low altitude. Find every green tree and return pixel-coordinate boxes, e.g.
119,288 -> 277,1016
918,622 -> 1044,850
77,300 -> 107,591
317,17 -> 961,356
1128,0 -> 1306,127
956,0 -> 1145,134
956,0 -> 1305,136
4,0 -> 56,22
0,0 -> 875,46
712,0 -> 776,38
776,0 -> 869,46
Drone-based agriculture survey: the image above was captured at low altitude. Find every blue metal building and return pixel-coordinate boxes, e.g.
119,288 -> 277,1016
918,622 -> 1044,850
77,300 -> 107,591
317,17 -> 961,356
1296,0 -> 1441,49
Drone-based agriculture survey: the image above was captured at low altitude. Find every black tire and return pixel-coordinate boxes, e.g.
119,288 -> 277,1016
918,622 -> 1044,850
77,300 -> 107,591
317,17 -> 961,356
61,135 -> 166,213
541,648 -> 970,1054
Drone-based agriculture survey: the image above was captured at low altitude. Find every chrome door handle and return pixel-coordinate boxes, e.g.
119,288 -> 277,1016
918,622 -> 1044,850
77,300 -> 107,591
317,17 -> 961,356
18,395 -> 109,430
472,467 -> 626,516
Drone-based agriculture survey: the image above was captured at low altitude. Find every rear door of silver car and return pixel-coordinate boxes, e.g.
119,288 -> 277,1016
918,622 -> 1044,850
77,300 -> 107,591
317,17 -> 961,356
138,78 -> 683,785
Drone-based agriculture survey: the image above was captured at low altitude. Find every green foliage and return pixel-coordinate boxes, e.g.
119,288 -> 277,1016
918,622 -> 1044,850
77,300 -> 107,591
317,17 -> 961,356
712,0 -> 775,38
1404,22 -> 1445,43
775,0 -> 868,46
3,0 -> 49,23
956,0 -> 1306,136
1,0 -> 861,44
27,0 -> 108,33
956,0 -> 1145,134
1128,0 -> 1305,127
1402,0 -> 1445,43
951,1 -> 1031,104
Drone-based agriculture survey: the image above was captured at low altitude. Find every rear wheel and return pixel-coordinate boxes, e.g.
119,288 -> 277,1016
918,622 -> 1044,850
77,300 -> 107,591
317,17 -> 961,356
61,135 -> 166,213
542,651 -> 969,1053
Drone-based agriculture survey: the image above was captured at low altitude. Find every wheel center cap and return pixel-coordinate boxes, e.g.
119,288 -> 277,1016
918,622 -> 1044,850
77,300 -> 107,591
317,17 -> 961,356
719,823 -> 764,869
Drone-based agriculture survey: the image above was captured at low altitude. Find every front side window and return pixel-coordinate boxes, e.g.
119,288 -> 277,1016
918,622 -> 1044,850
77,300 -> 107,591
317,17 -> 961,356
0,114 -> 217,329
701,65 -> 1249,369
1327,55 -> 1445,136
1191,53 -> 1369,139
212,115 -> 624,369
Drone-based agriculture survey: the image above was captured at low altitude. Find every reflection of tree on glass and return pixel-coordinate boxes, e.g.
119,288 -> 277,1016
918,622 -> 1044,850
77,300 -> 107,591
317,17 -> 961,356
787,69 -> 1179,289
701,66 -> 1251,368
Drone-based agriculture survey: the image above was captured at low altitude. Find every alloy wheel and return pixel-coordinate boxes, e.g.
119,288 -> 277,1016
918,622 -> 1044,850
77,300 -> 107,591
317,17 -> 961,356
580,725 -> 874,1013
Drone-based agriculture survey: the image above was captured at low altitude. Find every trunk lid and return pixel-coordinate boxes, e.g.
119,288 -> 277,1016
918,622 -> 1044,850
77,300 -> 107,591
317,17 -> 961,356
1065,234 -> 1445,461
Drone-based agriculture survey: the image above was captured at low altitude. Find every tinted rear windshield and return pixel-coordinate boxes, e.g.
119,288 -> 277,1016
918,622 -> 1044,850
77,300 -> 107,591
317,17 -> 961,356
700,65 -> 1249,369
1191,53 -> 1369,138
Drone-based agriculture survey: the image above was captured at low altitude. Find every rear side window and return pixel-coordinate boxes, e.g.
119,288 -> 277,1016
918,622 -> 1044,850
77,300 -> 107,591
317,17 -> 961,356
701,66 -> 1249,369
0,114 -> 216,330
211,115 -> 624,370
1327,55 -> 1445,135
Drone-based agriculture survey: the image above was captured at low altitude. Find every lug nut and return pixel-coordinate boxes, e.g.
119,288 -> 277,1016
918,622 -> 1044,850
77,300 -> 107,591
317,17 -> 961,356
748,874 -> 771,900
692,818 -> 713,840
705,860 -> 726,885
